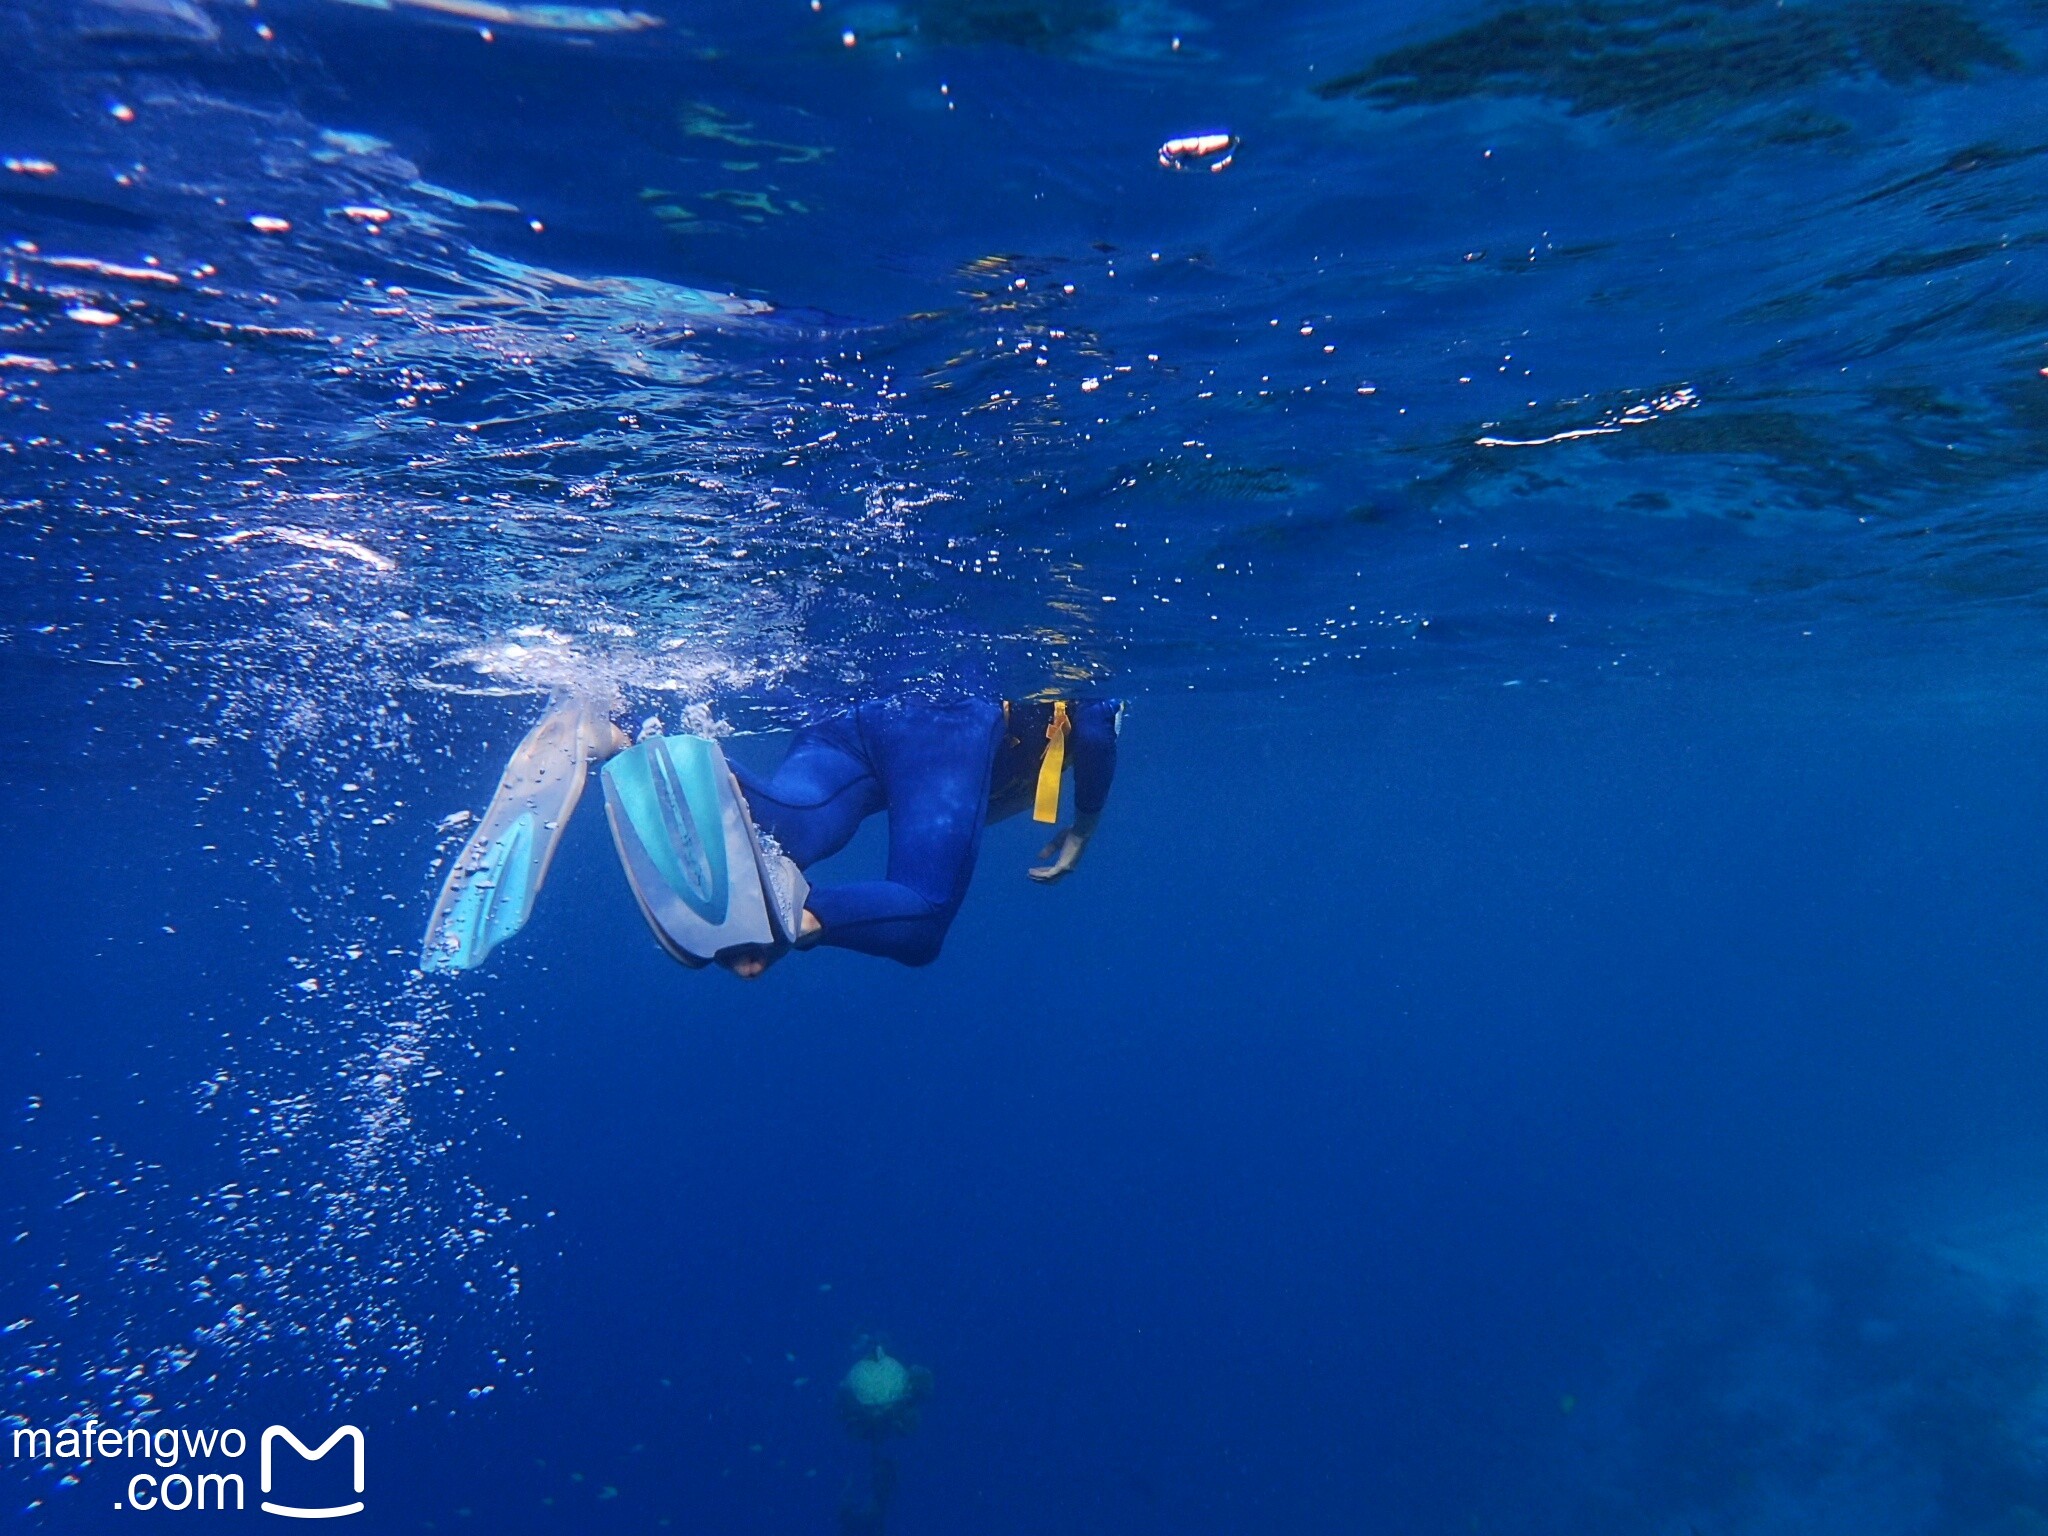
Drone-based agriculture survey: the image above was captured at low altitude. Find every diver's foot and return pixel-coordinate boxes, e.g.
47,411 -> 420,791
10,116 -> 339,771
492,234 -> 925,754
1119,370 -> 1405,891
717,912 -> 819,977
718,944 -> 781,979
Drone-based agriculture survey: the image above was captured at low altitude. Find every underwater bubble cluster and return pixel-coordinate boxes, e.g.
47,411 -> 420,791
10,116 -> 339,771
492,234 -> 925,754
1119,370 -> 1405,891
1,599 -> 527,1431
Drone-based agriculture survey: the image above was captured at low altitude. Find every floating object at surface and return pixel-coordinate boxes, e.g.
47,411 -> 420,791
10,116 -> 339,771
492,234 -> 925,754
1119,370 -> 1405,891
1158,132 -> 1237,172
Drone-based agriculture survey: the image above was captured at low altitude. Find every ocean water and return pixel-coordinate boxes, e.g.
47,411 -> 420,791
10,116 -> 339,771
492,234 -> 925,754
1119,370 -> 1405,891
5,0 -> 2048,1530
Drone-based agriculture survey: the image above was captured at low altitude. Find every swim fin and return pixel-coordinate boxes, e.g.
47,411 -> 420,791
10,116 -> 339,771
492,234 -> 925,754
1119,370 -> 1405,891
420,696 -> 622,974
601,733 -> 809,967
748,823 -> 811,950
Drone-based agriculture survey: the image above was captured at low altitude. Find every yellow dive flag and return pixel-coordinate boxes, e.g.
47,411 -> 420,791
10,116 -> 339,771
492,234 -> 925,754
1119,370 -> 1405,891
1034,700 -> 1071,823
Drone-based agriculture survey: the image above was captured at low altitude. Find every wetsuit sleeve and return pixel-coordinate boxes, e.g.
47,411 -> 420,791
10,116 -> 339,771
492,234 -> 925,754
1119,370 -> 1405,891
1070,699 -> 1119,818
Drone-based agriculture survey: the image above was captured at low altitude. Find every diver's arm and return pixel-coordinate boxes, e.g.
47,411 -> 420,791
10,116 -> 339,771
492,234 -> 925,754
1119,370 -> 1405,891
1027,700 -> 1118,883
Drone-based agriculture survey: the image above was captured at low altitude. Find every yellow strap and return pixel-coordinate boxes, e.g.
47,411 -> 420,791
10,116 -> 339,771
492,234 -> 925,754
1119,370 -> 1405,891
1033,701 -> 1071,823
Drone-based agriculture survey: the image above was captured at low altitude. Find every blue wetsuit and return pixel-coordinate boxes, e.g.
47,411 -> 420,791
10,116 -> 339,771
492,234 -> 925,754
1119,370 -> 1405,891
731,696 -> 1119,966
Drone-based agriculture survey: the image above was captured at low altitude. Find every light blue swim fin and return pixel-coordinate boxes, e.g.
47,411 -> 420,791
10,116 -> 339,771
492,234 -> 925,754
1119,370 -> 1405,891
421,696 -> 620,974
423,809 -> 544,973
602,733 -> 807,967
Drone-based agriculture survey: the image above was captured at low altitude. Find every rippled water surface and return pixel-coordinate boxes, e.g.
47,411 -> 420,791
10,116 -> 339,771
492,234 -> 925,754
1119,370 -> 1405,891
5,0 -> 2048,1530
9,0 -> 2046,698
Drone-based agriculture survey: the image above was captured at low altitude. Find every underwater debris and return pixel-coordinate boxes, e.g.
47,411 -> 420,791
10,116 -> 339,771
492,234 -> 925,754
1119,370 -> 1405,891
1314,0 -> 2018,120
837,1347 -> 933,1440
1158,132 -> 1237,172
835,1347 -> 933,1536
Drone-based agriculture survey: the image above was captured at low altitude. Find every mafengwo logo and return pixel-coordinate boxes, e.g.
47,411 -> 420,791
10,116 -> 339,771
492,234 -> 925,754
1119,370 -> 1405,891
260,1426 -> 366,1519
8,1418 -> 365,1517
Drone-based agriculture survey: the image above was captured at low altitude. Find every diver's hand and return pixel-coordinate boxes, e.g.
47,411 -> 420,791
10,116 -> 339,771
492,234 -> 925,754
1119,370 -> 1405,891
1028,829 -> 1089,883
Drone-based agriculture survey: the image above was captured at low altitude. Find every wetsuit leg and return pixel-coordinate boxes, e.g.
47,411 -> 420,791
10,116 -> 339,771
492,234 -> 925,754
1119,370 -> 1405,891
730,714 -> 882,869
805,698 -> 1005,967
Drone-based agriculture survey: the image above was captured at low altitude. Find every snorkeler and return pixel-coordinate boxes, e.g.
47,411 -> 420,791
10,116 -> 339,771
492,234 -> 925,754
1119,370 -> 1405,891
717,694 -> 1120,973
421,692 -> 1120,975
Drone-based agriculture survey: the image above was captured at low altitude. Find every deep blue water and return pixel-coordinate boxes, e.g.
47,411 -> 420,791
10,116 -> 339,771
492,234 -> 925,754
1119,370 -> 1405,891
6,0 -> 2048,1530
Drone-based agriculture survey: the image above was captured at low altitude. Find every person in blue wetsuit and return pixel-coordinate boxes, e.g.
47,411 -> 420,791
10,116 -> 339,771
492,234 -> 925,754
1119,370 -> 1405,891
722,694 -> 1121,975
420,691 -> 1119,978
